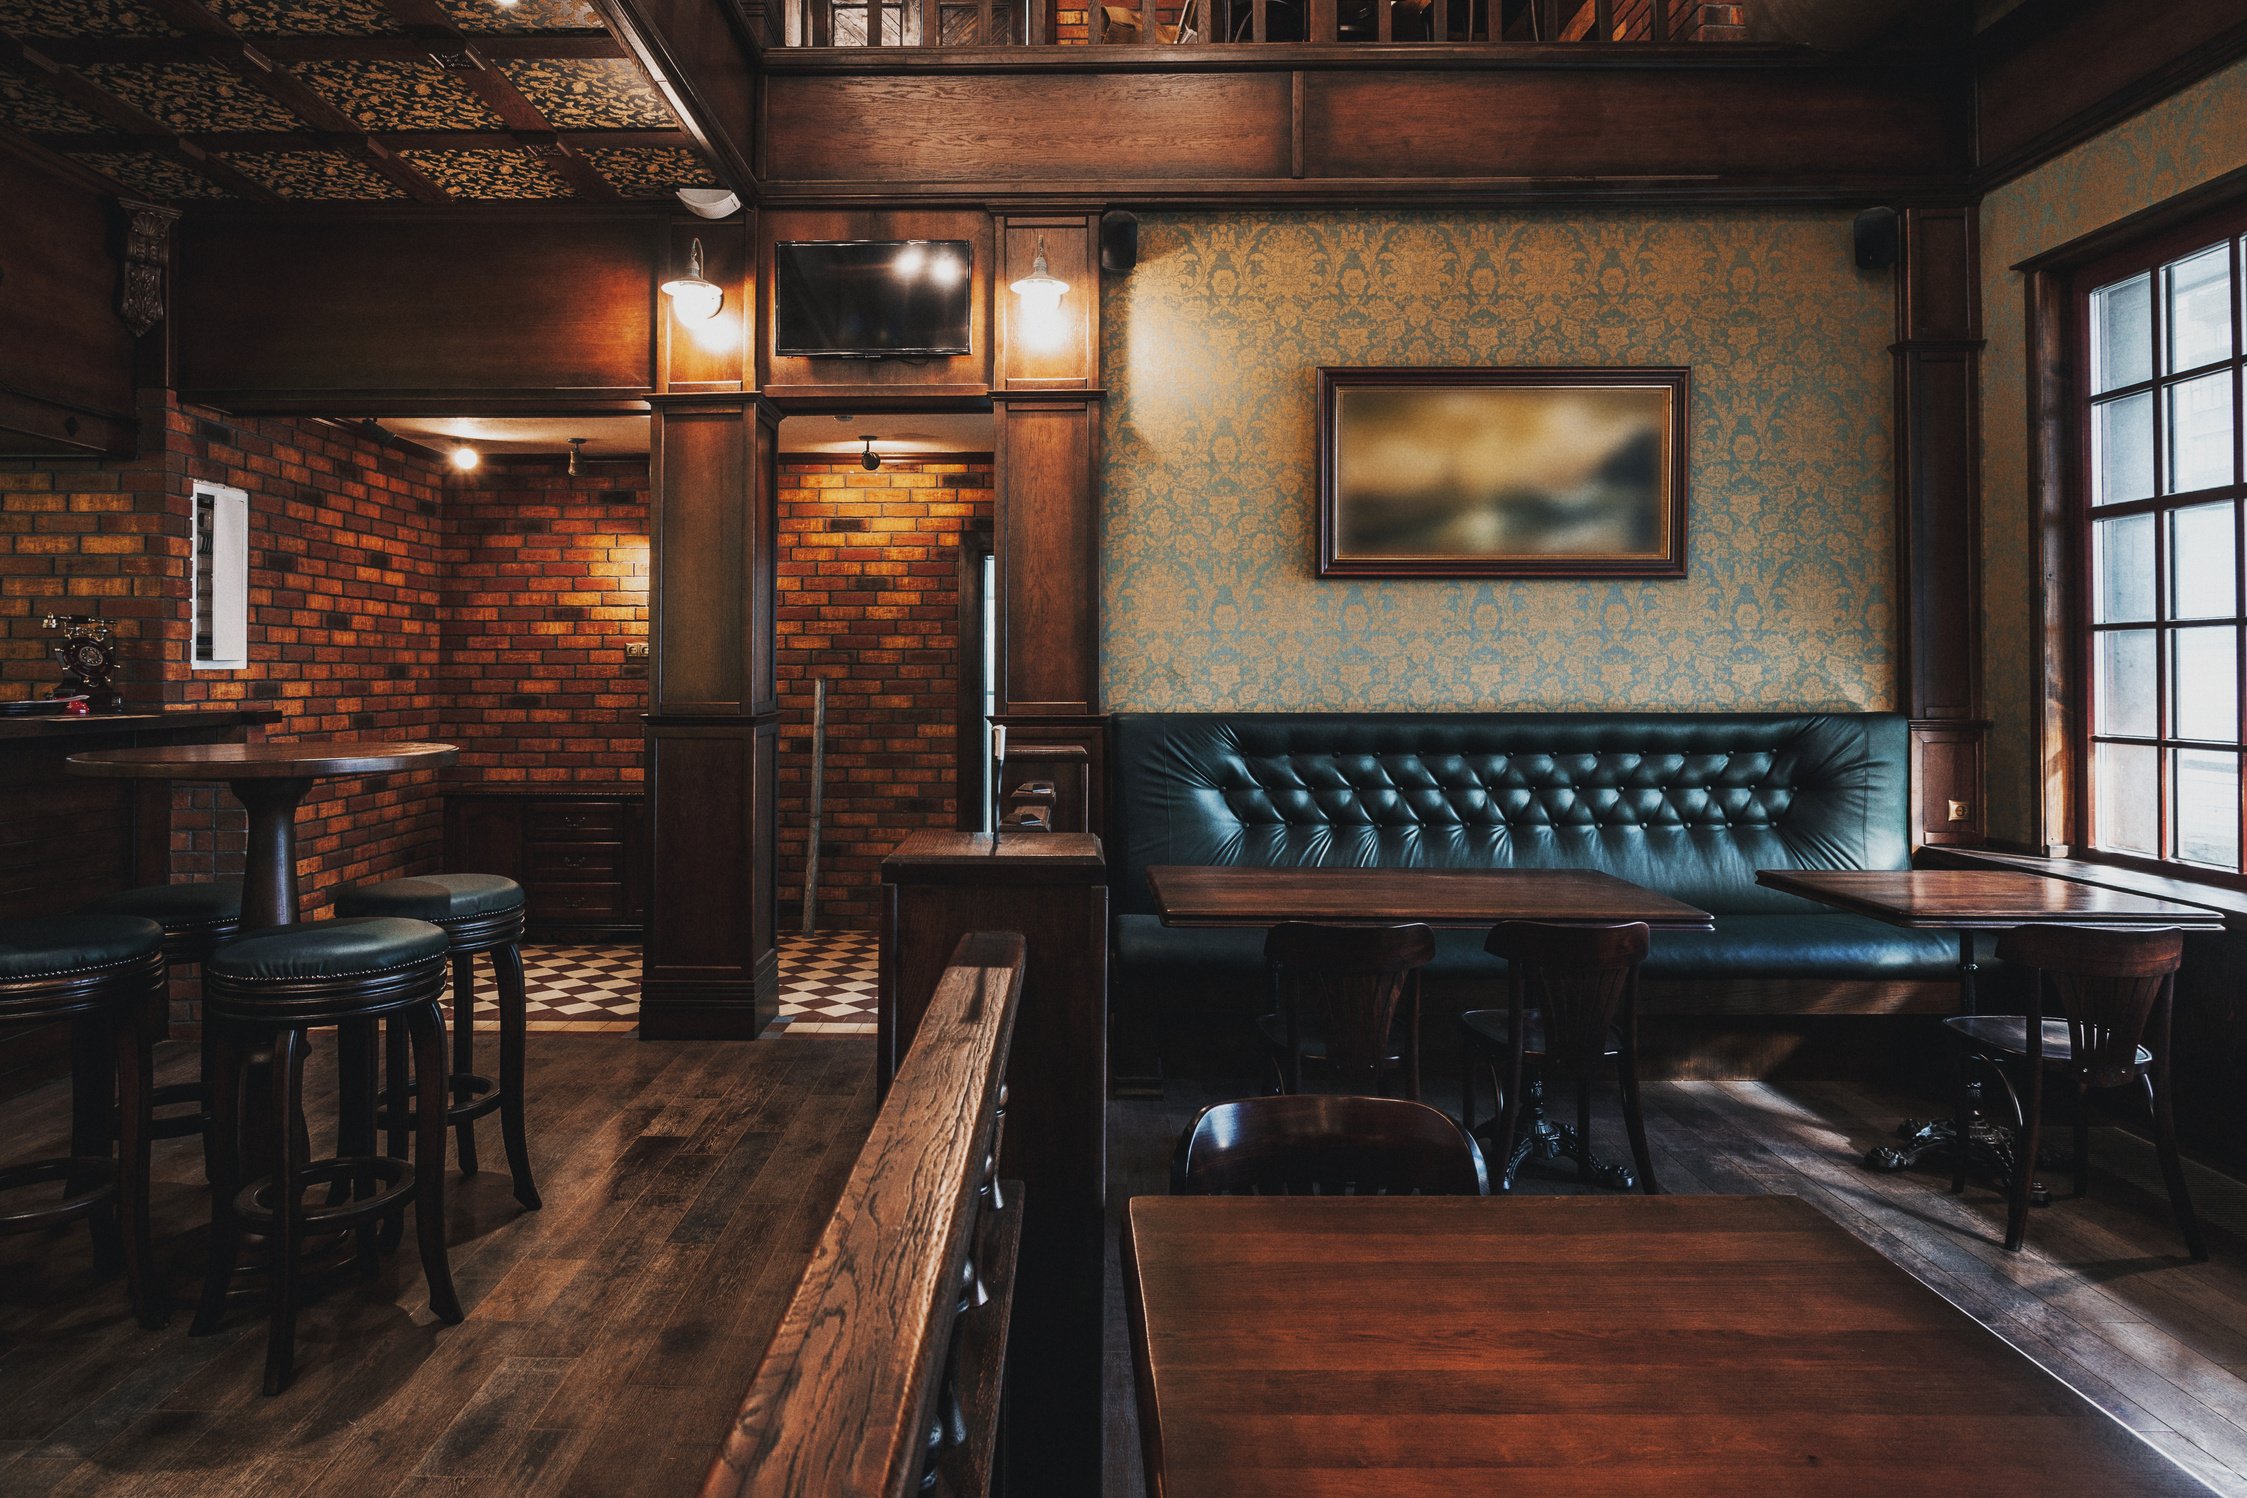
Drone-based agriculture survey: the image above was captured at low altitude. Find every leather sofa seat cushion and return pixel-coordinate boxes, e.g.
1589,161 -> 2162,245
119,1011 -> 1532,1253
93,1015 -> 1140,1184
1116,912 -> 1963,985
0,915 -> 165,982
208,917 -> 448,984
336,873 -> 525,923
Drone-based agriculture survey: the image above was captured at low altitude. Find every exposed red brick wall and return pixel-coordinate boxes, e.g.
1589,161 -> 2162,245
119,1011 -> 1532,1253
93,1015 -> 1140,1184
776,457 -> 991,931
0,395 -> 449,913
440,458 -> 650,786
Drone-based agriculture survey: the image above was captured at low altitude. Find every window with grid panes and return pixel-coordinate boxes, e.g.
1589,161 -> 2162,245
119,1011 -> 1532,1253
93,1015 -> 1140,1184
2082,211 -> 2247,874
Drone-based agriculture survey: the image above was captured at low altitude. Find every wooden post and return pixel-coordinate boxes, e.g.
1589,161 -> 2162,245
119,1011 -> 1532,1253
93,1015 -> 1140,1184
801,677 -> 826,934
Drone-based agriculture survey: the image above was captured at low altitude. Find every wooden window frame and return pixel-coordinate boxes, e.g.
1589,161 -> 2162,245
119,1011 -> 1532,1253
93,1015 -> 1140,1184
2027,176 -> 2247,885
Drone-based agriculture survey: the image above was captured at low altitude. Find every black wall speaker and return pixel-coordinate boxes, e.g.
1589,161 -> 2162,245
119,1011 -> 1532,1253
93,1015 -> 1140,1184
1853,206 -> 1899,272
1101,210 -> 1139,275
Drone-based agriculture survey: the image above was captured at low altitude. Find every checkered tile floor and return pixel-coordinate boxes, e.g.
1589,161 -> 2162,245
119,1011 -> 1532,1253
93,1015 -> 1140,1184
481,931 -> 879,1035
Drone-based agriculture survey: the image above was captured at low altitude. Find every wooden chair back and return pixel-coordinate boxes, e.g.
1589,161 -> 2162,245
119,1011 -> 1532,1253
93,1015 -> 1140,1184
1171,1094 -> 1488,1196
1993,925 -> 2186,1089
1264,921 -> 1436,1087
1481,920 -> 1650,1079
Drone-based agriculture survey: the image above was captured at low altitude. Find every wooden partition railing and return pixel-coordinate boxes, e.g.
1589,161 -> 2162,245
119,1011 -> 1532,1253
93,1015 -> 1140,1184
781,0 -> 1745,47
700,931 -> 1025,1498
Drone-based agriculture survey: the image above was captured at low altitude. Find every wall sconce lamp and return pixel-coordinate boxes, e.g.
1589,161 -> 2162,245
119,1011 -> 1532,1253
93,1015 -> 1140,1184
1008,235 -> 1070,319
859,435 -> 882,472
661,237 -> 724,322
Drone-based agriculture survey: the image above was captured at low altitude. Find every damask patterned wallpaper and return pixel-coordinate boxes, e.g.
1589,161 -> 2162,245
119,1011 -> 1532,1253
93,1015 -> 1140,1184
1100,210 -> 1897,713
1979,57 -> 2247,848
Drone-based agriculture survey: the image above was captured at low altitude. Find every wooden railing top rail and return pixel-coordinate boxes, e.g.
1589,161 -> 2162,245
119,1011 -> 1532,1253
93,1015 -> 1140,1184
778,0 -> 1746,47
699,930 -> 1025,1498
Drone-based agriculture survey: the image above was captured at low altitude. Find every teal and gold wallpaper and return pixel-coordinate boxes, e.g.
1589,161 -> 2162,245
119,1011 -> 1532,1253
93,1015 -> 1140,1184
1979,56 -> 2247,848
1101,210 -> 1897,712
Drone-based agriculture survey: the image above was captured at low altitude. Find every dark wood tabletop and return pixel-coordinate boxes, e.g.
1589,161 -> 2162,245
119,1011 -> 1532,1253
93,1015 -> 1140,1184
1145,864 -> 1714,930
1756,868 -> 2226,931
1123,1194 -> 2214,1498
65,739 -> 458,779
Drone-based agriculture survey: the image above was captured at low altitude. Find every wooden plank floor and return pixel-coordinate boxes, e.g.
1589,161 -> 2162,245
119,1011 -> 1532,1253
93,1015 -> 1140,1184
0,1031 -> 877,1498
1105,1073 -> 2247,1498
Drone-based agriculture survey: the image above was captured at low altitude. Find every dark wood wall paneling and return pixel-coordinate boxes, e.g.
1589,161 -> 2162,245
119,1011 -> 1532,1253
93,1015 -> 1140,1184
757,207 -> 994,395
1973,0 -> 2247,189
172,208 -> 664,413
757,53 -> 1969,201
0,143 -> 137,456
1893,205 -> 1987,853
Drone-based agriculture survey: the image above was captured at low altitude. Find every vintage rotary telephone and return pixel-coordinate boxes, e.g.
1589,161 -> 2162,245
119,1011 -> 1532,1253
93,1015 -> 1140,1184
44,613 -> 121,710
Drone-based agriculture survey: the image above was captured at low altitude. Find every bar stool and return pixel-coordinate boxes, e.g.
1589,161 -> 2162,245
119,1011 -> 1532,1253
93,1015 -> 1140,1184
335,874 -> 539,1210
1459,920 -> 1660,1195
1950,924 -> 2203,1259
194,916 -> 464,1394
0,914 -> 167,1328
79,880 -> 242,1172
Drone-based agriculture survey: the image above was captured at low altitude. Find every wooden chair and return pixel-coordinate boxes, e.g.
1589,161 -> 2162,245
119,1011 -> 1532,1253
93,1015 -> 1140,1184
1460,920 -> 1659,1194
1171,1094 -> 1488,1195
1952,925 -> 2203,1258
1254,921 -> 1435,1098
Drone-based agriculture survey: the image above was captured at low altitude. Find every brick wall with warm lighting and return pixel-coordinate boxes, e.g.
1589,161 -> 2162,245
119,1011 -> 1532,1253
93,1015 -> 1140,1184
440,458 -> 650,787
776,455 -> 992,931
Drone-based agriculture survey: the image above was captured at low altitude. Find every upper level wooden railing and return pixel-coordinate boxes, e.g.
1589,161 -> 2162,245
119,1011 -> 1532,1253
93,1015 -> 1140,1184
699,931 -> 1025,1498
779,0 -> 1748,49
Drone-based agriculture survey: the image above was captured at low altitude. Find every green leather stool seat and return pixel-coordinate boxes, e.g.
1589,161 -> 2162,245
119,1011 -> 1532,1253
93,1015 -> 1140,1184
0,915 -> 165,983
82,880 -> 243,930
339,873 -> 541,1214
335,875 -> 524,925
208,917 -> 447,985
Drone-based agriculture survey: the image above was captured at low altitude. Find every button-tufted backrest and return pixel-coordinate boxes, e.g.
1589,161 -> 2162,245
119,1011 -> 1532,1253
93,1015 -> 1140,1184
1111,713 -> 1911,917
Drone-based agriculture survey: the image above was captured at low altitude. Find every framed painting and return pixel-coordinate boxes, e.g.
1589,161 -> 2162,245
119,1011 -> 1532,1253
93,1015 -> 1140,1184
1316,366 -> 1689,578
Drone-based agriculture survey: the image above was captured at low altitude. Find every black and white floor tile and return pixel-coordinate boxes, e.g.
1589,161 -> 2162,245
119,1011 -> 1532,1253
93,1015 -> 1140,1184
488,931 -> 879,1035
773,929 -> 879,1034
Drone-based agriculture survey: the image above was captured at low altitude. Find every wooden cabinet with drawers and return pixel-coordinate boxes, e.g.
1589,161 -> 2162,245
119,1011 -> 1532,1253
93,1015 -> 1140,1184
444,789 -> 646,938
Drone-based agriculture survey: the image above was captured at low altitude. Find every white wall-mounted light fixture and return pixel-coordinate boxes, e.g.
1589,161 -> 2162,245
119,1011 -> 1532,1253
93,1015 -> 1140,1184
190,481 -> 249,671
675,187 -> 741,220
661,237 -> 724,321
449,445 -> 480,472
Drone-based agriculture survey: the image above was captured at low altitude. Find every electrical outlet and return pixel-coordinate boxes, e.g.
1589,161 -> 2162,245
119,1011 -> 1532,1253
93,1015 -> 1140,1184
625,641 -> 650,662
1946,799 -> 1970,824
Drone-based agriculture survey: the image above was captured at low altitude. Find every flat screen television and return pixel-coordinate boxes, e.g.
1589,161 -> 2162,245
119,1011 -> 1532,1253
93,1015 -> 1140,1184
774,240 -> 974,358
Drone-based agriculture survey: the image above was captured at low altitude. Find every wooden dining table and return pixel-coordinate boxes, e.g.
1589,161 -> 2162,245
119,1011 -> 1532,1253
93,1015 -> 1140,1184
1145,864 -> 1715,931
1146,863 -> 1711,1188
1123,1193 -> 2215,1497
65,740 -> 457,930
1755,868 -> 2226,1175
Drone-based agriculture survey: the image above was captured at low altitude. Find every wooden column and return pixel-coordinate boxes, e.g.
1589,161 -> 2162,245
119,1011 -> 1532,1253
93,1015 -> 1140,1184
880,831 -> 1107,1498
1893,205 -> 1988,850
991,212 -> 1108,833
642,215 -> 782,1039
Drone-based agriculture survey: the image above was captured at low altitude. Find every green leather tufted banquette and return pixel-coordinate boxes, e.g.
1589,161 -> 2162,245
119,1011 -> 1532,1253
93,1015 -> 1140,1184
1110,712 -> 1962,982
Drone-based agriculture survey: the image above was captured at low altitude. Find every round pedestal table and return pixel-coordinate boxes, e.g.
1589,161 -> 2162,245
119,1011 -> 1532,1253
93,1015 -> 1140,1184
65,741 -> 459,931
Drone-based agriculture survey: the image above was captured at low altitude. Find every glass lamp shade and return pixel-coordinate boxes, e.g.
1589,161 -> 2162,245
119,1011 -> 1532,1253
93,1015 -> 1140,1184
661,238 -> 725,321
1009,236 -> 1070,317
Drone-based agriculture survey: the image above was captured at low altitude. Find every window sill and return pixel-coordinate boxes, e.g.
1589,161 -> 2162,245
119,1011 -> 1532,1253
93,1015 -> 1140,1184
1919,846 -> 2247,927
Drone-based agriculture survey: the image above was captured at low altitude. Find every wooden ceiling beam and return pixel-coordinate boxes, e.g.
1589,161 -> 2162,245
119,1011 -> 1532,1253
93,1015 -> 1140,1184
31,127 -> 697,153
0,35 -> 285,202
587,0 -> 759,195
379,0 -> 624,200
108,0 -> 453,203
27,34 -> 627,65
